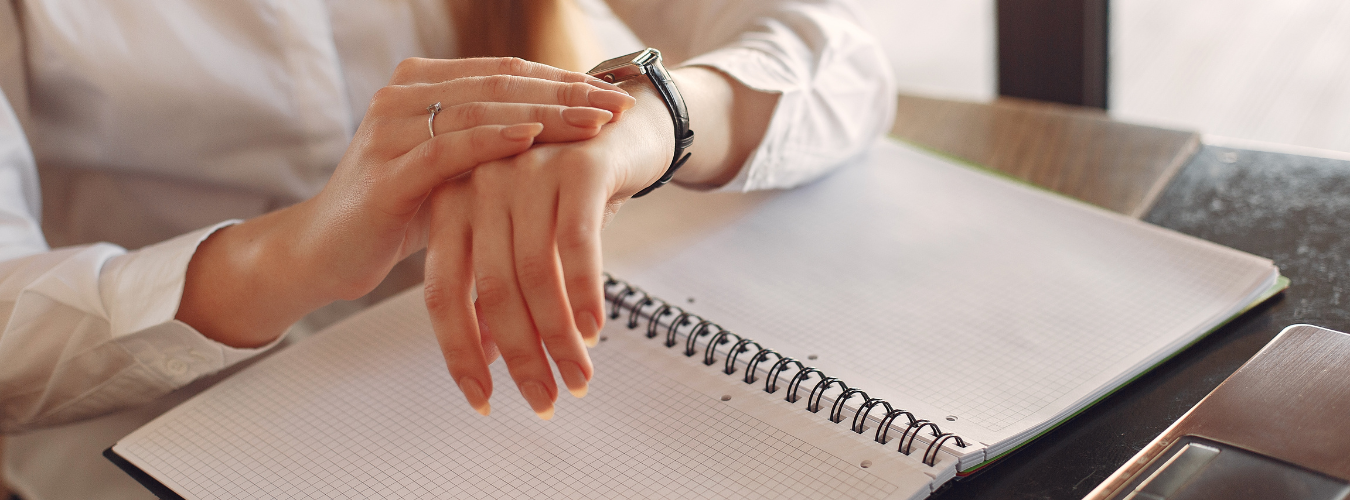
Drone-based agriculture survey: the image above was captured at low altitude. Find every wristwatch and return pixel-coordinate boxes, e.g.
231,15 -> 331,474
588,48 -> 694,198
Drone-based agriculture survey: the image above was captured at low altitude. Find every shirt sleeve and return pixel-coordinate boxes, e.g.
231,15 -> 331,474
606,0 -> 896,191
0,87 -> 278,433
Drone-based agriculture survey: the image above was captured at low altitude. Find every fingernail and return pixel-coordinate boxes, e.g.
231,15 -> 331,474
581,313 -> 600,347
561,107 -> 612,128
588,90 -> 636,112
586,77 -> 627,93
520,381 -> 555,420
457,378 -> 491,416
557,361 -> 590,398
501,122 -> 543,140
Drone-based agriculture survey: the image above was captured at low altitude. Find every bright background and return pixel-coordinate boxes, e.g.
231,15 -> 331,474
856,0 -> 1350,155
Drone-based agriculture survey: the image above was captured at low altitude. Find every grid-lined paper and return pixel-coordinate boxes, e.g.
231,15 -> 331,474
115,290 -> 917,500
623,140 -> 1276,442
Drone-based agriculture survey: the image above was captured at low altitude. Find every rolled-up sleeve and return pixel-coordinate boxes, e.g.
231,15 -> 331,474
608,0 -> 896,191
0,87 -> 275,433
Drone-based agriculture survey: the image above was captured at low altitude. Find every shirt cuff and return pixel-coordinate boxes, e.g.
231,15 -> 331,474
114,319 -> 286,389
98,220 -> 283,384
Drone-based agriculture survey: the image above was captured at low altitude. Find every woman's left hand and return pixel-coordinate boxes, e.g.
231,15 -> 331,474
421,80 -> 676,419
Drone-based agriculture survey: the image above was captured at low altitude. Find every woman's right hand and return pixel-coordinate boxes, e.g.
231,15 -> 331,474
175,58 -> 635,350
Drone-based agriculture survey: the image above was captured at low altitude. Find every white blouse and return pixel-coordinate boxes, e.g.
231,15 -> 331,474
0,0 -> 893,497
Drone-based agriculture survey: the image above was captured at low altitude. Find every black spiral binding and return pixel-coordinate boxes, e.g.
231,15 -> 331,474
602,274 -> 968,467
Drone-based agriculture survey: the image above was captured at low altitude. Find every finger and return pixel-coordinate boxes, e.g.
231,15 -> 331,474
424,186 -> 493,416
378,123 -> 542,217
511,174 -> 594,399
429,76 -> 635,115
390,56 -> 625,93
475,300 -> 501,365
471,172 -> 559,420
433,103 -> 611,143
368,102 -> 605,163
555,163 -> 610,348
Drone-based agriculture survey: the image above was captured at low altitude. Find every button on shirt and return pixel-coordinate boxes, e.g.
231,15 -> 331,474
0,0 -> 894,498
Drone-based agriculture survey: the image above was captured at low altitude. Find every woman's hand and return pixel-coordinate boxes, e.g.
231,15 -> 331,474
300,59 -> 637,301
421,65 -> 780,419
176,58 -> 635,350
422,79 -> 676,419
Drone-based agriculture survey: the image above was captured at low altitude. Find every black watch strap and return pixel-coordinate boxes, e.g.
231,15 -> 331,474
588,49 -> 694,198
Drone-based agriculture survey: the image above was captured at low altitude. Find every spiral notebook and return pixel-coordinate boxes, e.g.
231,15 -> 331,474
108,140 -> 1282,499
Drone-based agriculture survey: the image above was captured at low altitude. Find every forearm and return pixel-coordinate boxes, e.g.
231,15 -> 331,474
611,0 -> 896,191
668,66 -> 778,189
176,202 -> 333,348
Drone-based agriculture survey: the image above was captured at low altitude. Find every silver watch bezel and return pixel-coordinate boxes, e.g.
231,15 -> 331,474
588,48 -> 660,83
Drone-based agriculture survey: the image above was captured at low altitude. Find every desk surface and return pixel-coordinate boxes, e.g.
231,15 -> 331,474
926,139 -> 1350,498
890,94 -> 1200,218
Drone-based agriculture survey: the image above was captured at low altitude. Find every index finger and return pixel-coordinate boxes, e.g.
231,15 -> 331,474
390,57 -> 623,93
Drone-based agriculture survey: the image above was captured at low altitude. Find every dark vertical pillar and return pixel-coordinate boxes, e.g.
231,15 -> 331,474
997,0 -> 1109,109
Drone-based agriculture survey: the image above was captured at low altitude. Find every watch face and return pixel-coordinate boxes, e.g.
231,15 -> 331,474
590,53 -> 640,75
587,48 -> 661,78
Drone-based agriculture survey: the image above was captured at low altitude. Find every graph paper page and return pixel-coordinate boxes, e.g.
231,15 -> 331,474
114,288 -> 937,500
614,139 -> 1276,448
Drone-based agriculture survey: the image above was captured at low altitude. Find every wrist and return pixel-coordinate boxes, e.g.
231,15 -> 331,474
614,77 -> 677,195
590,49 -> 692,198
666,66 -> 778,189
665,67 -> 722,187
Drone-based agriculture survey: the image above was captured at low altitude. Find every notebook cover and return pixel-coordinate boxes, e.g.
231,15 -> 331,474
104,447 -> 185,500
